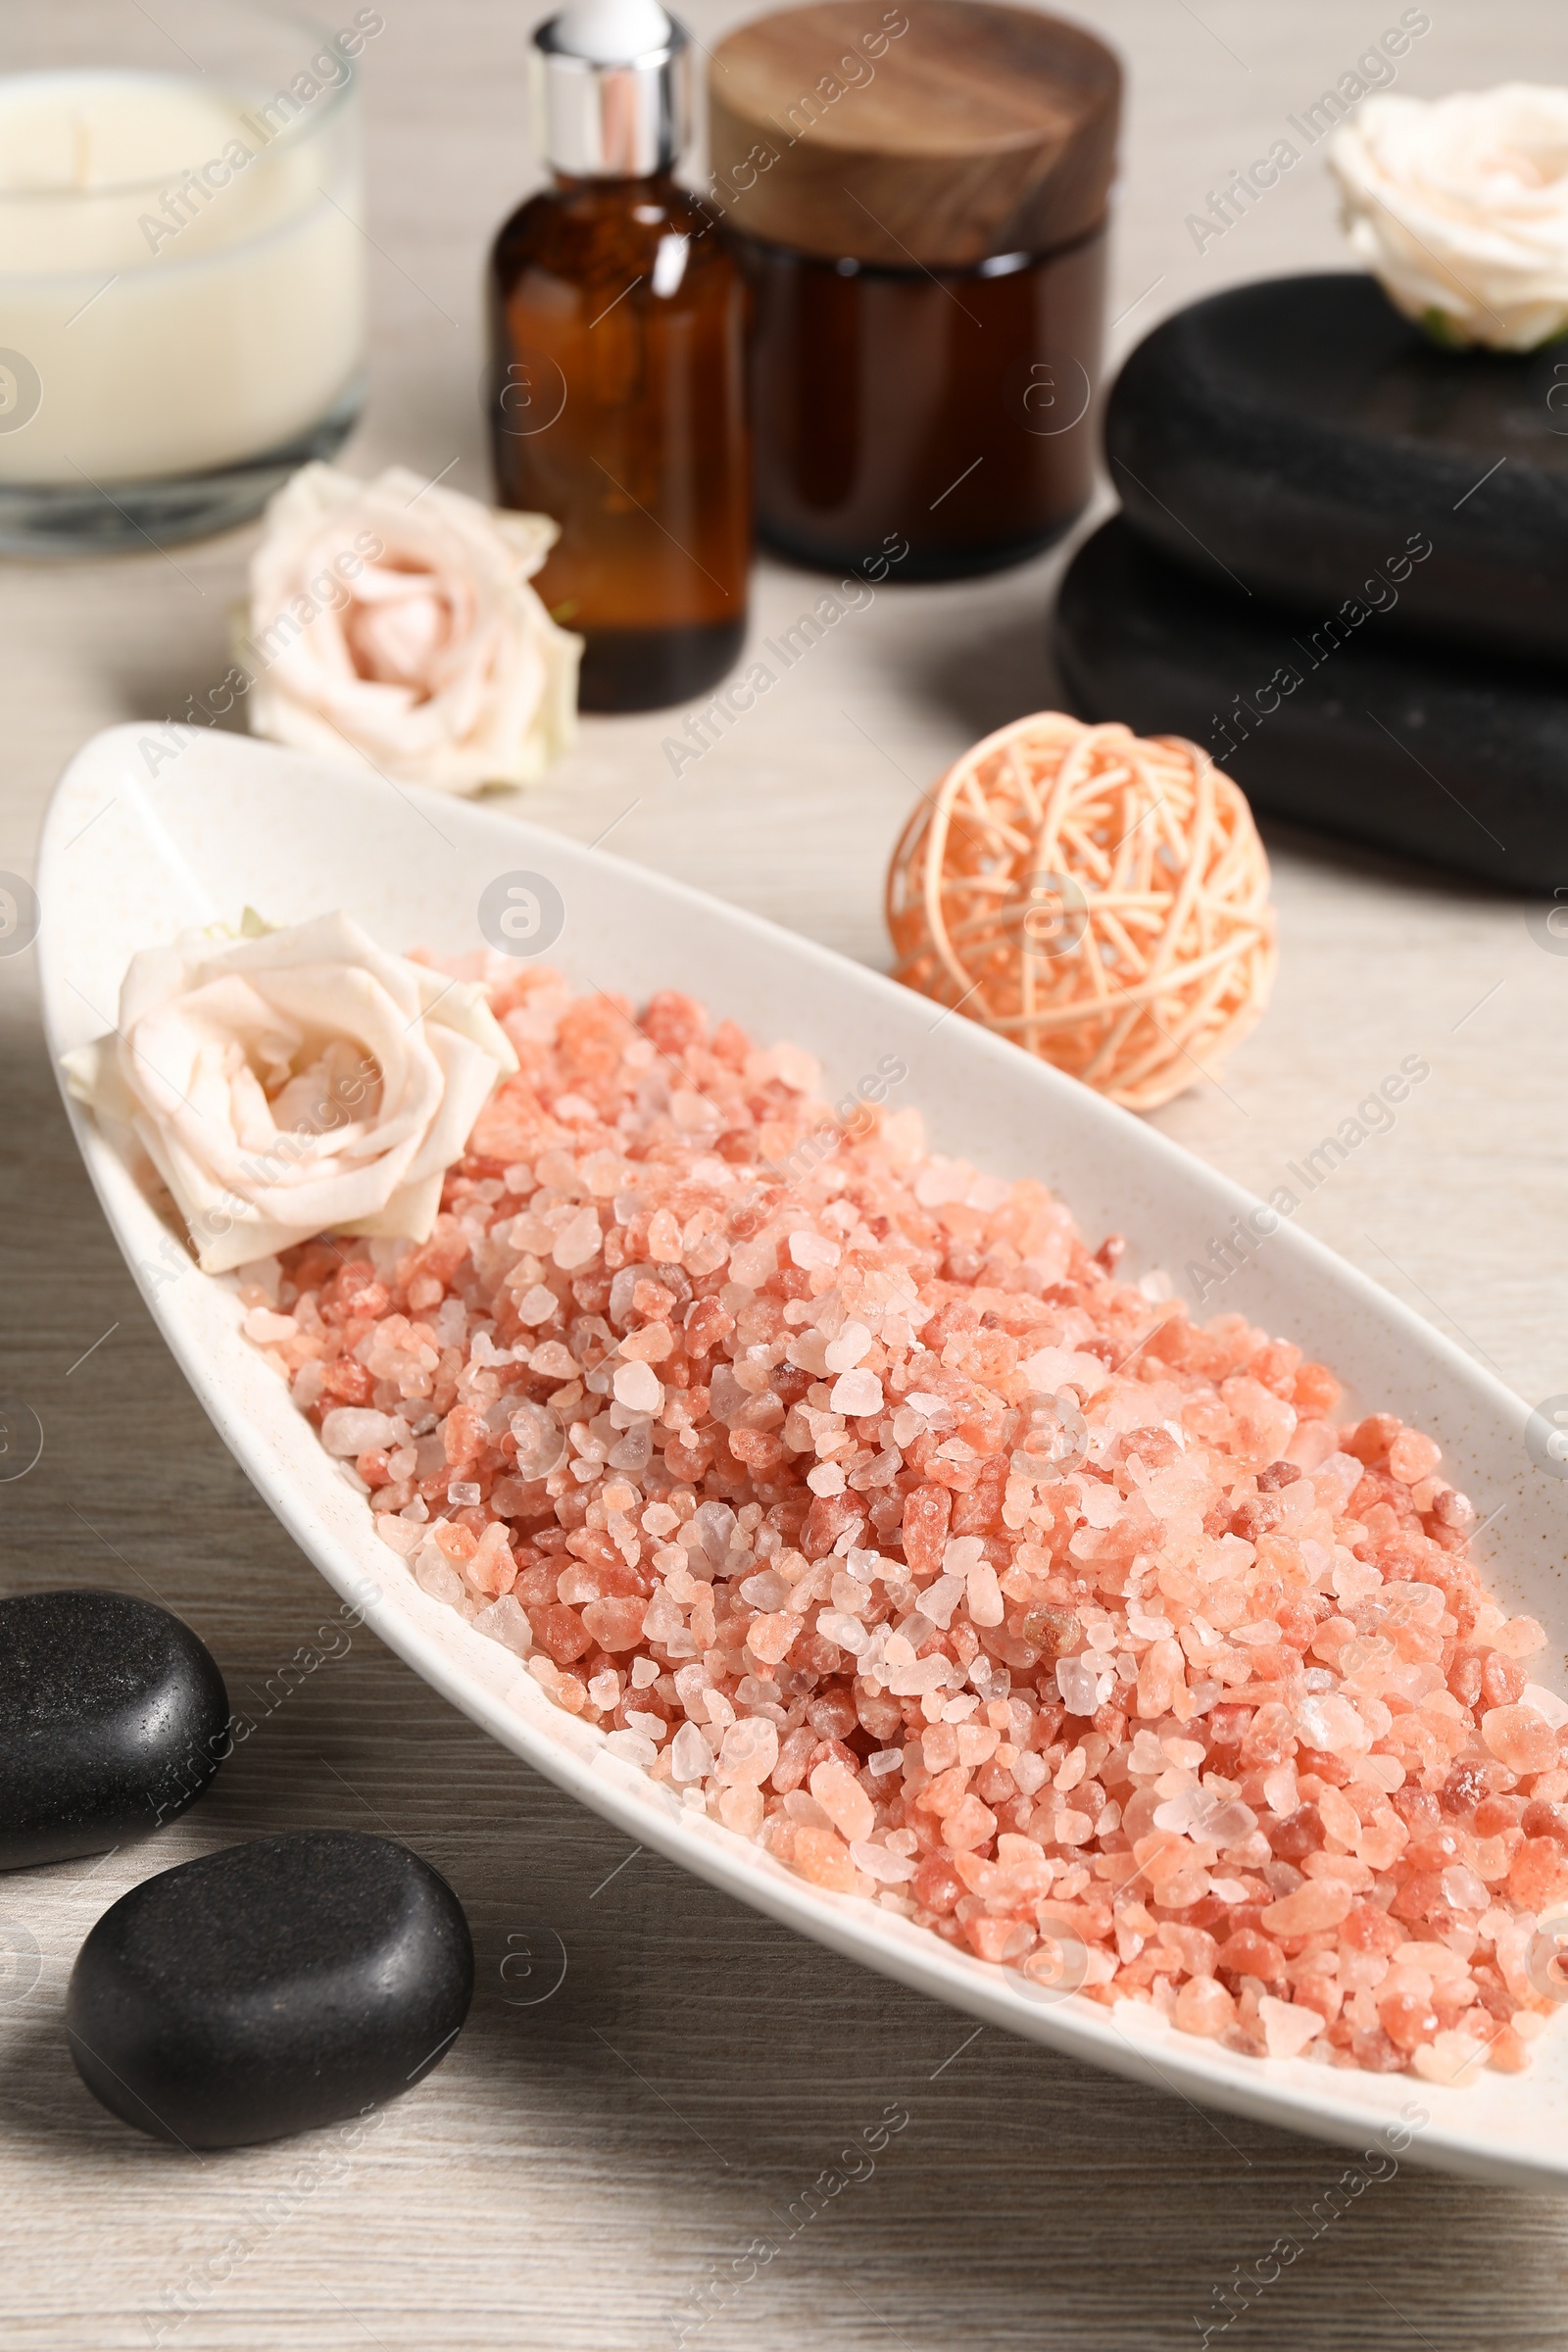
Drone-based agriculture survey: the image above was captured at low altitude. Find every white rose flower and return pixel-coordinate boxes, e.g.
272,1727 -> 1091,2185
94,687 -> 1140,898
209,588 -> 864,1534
1328,85 -> 1568,351
63,911 -> 517,1276
242,463 -> 583,794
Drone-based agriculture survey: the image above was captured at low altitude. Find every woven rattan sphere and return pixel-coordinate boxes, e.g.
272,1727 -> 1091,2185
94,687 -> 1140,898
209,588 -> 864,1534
886,712 -> 1277,1112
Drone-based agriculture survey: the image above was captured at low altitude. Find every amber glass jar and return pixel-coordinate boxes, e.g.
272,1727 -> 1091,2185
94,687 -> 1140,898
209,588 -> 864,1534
735,226 -> 1105,578
488,8 -> 751,710
709,0 -> 1119,580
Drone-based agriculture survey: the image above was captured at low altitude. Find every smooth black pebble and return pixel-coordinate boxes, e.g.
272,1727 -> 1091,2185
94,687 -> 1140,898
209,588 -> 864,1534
67,1830 -> 474,2147
1055,517 -> 1568,891
0,1589 -> 230,1871
1105,272 -> 1568,665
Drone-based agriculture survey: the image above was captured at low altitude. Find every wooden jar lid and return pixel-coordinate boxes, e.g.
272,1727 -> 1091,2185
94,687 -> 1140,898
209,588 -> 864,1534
707,0 -> 1121,269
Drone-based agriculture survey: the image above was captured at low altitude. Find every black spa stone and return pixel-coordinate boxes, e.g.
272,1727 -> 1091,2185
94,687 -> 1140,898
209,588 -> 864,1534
1054,516 -> 1568,892
1104,272 -> 1568,665
66,1830 -> 473,2147
0,1590 -> 230,1871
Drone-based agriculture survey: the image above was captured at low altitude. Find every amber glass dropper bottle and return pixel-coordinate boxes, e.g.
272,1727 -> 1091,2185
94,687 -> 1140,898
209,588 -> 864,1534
488,0 -> 751,711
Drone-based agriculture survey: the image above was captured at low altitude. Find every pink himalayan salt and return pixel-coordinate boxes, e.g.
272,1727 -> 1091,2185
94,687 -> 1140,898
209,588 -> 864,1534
320,1405 -> 403,1456
717,1717 -> 779,1787
942,1794 -> 999,1852
830,1368 -> 883,1417
746,1611 -> 798,1666
612,1358 -> 662,1412
1388,1428 -> 1443,1486
718,1783 -> 765,1837
1257,1994 -> 1327,2060
810,1757 -> 876,1843
1175,1976 -> 1237,2037
552,1205 -> 602,1269
251,963 -> 1564,2085
1495,1615 -> 1549,1659
825,1323 -> 873,1373
1410,2028 -> 1488,2086
792,1825 -> 857,1891
1260,1881 -> 1352,1937
1483,1703 -> 1558,1775
670,1721 -> 713,1782
967,1560 -> 1004,1627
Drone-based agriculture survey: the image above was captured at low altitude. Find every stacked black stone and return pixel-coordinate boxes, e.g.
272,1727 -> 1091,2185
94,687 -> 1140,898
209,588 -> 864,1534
1055,271 -> 1568,888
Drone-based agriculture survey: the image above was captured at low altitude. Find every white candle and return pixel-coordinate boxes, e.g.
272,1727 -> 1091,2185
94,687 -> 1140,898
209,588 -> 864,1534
0,65 -> 366,485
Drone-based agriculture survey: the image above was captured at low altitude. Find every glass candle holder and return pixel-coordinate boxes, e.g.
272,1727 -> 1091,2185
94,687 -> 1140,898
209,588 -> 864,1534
0,0 -> 370,556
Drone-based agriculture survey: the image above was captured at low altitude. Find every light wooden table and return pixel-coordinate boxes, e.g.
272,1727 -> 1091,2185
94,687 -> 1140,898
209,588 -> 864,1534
4,2 -> 1568,2344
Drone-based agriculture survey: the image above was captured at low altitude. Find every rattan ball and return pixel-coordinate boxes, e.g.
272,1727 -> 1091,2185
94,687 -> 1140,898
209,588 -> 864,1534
886,712 -> 1277,1112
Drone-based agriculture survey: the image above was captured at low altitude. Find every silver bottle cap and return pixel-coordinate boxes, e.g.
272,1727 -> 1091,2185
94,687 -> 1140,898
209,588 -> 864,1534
533,0 -> 691,178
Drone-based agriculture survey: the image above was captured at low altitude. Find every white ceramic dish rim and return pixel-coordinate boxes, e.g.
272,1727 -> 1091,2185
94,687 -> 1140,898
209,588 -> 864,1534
33,722 -> 1568,2190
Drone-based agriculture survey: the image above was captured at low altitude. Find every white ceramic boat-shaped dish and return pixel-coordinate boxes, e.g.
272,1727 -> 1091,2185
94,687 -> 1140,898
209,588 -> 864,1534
36,724 -> 1568,2187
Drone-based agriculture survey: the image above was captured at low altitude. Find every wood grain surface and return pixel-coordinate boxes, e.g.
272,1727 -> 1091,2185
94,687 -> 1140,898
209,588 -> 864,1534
707,0 -> 1122,265
4,3 -> 1568,2345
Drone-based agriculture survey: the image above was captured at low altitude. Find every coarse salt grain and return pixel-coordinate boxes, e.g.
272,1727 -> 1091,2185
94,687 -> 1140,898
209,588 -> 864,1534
251,967 -> 1562,2085
789,1229 -> 839,1269
824,1322 -> 874,1372
1257,1996 -> 1327,2061
829,1368 -> 883,1417
967,1560 -> 1004,1627
474,1592 -> 532,1656
244,1305 -> 297,1344
810,1758 -> 875,1843
670,1722 -> 713,1782
552,1205 -> 602,1269
852,1838 -> 917,1883
715,1718 -> 778,1787
612,1359 -> 663,1413
320,1406 -> 402,1457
